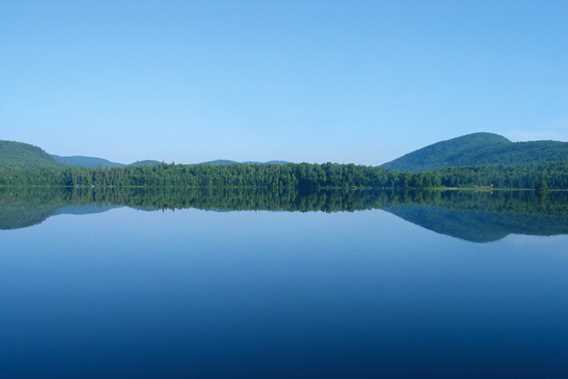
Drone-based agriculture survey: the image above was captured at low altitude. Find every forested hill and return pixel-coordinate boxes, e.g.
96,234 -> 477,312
0,140 -> 59,168
383,132 -> 568,172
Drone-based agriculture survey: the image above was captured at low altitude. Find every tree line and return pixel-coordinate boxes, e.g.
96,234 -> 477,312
0,161 -> 567,190
2,186 -> 568,220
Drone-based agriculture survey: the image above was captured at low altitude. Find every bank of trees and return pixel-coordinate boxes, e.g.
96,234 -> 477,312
0,162 -> 567,190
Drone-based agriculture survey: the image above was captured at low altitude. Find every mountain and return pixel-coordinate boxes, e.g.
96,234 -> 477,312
52,155 -> 125,169
383,132 -> 568,172
0,140 -> 59,168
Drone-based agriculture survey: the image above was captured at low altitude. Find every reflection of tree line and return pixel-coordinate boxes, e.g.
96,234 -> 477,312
2,186 -> 568,214
384,190 -> 568,217
3,187 -> 567,241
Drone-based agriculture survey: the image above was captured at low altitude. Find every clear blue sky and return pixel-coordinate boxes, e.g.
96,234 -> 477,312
2,0 -> 567,164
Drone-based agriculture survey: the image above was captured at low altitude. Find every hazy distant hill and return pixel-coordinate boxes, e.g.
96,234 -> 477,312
200,160 -> 291,166
54,157 -> 167,169
199,159 -> 240,166
54,157 -> 164,168
383,132 -> 568,172
129,160 -> 163,167
244,160 -> 290,165
52,155 -> 125,169
0,140 -> 59,168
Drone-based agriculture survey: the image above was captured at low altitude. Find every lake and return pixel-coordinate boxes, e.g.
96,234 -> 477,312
2,188 -> 568,378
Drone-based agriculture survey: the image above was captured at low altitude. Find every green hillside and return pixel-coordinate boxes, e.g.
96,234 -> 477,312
0,140 -> 59,168
383,132 -> 568,172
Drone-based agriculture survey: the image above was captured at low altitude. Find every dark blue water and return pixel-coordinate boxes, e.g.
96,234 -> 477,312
2,190 -> 568,378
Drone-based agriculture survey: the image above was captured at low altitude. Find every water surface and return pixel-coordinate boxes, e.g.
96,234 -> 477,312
2,188 -> 568,378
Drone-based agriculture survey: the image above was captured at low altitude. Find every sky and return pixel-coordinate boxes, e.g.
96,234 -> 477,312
1,0 -> 567,165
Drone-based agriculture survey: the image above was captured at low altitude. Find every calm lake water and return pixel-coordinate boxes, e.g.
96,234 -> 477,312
2,188 -> 568,378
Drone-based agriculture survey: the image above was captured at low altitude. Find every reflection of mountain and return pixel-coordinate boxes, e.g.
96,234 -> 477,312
384,204 -> 568,243
1,188 -> 568,243
0,200 -> 118,230
0,201 -> 57,230
0,189 -> 119,230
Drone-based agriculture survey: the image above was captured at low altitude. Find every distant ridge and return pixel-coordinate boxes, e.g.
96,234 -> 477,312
52,156 -> 164,169
0,140 -> 165,169
52,155 -> 125,169
0,140 -> 292,169
245,160 -> 290,165
130,160 -> 163,167
199,159 -> 240,166
383,132 -> 568,172
199,160 -> 291,166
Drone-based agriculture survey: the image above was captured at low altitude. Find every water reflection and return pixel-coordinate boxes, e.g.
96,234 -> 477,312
1,187 -> 568,242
